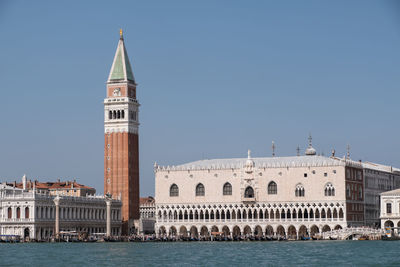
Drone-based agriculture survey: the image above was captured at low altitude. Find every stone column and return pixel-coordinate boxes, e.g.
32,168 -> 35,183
106,198 -> 112,237
53,195 -> 60,239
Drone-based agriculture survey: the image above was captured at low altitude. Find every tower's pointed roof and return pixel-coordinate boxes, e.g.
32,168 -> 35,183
107,29 -> 135,83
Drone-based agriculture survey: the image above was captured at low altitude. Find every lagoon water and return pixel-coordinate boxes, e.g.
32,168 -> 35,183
0,241 -> 399,266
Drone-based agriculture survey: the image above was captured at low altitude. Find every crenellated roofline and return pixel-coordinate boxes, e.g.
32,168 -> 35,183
154,155 -> 363,173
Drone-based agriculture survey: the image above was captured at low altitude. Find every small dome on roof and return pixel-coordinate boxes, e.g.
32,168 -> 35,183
305,134 -> 317,156
305,146 -> 316,156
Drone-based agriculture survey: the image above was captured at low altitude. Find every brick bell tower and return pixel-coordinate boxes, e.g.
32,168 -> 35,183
104,29 -> 140,235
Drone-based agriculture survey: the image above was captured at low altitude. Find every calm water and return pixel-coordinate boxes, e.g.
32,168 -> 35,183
0,241 -> 399,266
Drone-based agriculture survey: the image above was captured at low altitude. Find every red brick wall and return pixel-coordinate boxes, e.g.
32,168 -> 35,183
345,166 -> 364,224
104,132 -> 139,234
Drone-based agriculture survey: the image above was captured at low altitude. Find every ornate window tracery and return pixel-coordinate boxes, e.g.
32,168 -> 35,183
170,184 -> 179,197
268,181 -> 277,195
196,183 -> 205,196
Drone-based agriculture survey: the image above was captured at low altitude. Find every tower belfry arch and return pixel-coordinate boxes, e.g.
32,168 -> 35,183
104,30 -> 140,234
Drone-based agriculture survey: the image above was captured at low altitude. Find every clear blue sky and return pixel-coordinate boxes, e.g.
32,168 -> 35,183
1,0 -> 399,196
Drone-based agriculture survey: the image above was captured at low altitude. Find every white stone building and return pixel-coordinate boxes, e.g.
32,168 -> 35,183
0,183 -> 122,240
380,188 -> 400,235
139,197 -> 155,234
154,140 -> 370,239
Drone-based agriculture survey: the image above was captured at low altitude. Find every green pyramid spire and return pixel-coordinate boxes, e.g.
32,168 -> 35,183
108,30 -> 135,83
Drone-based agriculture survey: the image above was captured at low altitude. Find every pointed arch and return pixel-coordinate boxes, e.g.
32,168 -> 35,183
315,209 -> 320,219
190,226 -> 198,238
178,210 -> 183,220
169,184 -> 179,197
298,209 -> 303,219
189,210 -> 194,220
179,226 -> 188,237
200,226 -> 209,237
325,183 -> 335,196
223,182 -> 232,195
339,208 -> 344,219
322,225 -> 331,232
266,225 -> 274,236
303,209 -> 309,219
327,208 -> 332,219
195,183 -> 205,196
321,209 -> 326,219
232,226 -> 241,237
333,208 -> 338,219
295,183 -> 305,197
254,225 -> 263,237
268,181 -> 277,194
222,226 -> 230,236
244,186 -> 254,198
286,209 -> 291,219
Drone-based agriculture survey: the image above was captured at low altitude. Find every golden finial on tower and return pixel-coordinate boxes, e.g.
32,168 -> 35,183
120,28 -> 123,39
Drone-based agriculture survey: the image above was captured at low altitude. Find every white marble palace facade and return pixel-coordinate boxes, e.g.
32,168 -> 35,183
154,142 -> 370,238
380,188 -> 400,233
0,184 -> 122,240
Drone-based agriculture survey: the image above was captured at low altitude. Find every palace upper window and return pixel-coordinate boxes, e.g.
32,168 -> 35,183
196,183 -> 205,196
387,203 -> 392,214
223,182 -> 232,195
325,183 -> 335,196
295,184 -> 305,197
170,184 -> 179,197
7,207 -> 12,219
244,186 -> 254,198
268,181 -> 277,195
